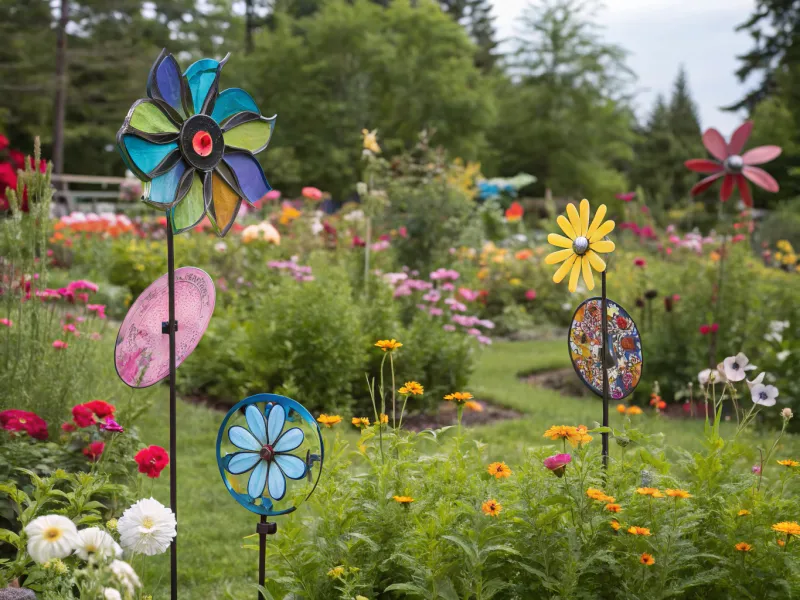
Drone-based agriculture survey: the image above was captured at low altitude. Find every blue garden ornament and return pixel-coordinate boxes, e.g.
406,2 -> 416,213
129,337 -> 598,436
116,49 -> 276,236
216,394 -> 324,517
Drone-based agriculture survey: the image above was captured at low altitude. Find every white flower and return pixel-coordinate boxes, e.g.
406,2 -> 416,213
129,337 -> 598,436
561,302 -> 572,311
746,372 -> 765,390
344,209 -> 365,222
777,350 -> 791,362
110,560 -> 141,596
214,242 -> 227,253
750,383 -> 779,407
75,527 -> 122,561
698,368 -> 726,386
782,408 -> 794,421
118,498 -> 176,556
24,515 -> 80,564
721,352 -> 749,382
103,588 -> 122,600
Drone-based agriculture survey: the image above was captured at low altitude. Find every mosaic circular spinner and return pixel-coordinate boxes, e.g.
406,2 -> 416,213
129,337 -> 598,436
568,298 -> 643,400
216,394 -> 324,517
114,267 -> 215,388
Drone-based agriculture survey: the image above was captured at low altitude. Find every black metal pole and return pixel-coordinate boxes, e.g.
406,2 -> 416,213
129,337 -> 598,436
166,215 -> 178,600
258,515 -> 266,600
601,269 -> 609,468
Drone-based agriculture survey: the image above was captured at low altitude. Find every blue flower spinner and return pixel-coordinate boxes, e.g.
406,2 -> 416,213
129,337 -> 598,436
216,394 -> 323,516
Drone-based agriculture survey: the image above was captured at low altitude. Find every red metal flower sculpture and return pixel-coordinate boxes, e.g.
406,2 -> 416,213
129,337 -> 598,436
685,121 -> 781,206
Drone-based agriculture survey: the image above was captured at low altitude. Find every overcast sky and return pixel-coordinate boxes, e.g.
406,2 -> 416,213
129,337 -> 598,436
491,0 -> 756,136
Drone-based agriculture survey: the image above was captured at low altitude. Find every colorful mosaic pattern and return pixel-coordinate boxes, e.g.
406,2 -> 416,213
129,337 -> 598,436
568,298 -> 643,400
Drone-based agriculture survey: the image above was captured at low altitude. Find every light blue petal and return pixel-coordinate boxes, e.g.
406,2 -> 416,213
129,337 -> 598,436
184,58 -> 219,114
266,404 -> 285,445
267,462 -> 286,500
272,428 -> 303,453
245,405 -> 268,445
274,454 -> 306,480
229,425 -> 261,452
211,88 -> 259,125
121,135 -> 178,177
144,159 -> 187,206
248,460 -> 268,498
226,452 -> 261,475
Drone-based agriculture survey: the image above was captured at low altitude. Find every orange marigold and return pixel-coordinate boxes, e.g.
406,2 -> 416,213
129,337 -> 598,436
351,417 -> 370,428
487,462 -> 512,478
665,489 -> 691,499
735,542 -> 753,552
481,499 -> 502,516
375,339 -> 402,352
605,503 -> 622,513
639,553 -> 655,566
610,519 -> 621,531
636,487 -> 664,498
627,526 -> 651,536
464,400 -> 483,412
317,414 -> 342,427
777,459 -> 800,468
444,391 -> 474,404
616,404 -> 627,414
626,406 -> 643,416
738,510 -> 751,517
772,521 -> 800,536
398,381 -> 424,395
393,495 -> 414,504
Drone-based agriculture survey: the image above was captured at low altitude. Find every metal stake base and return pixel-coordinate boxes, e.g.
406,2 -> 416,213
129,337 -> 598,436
166,216 -> 178,600
257,516 -> 277,600
601,270 -> 610,468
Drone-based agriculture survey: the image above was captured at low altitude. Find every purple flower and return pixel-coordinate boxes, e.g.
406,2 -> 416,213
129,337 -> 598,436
459,288 -> 480,302
477,319 -> 495,329
467,328 -> 482,336
441,283 -> 455,291
423,290 -> 441,303
477,336 -> 492,345
445,298 -> 467,312
394,286 -> 412,298
100,417 -> 124,433
429,307 -> 443,316
430,268 -> 460,281
443,324 -> 456,332
751,465 -> 762,474
543,453 -> 571,477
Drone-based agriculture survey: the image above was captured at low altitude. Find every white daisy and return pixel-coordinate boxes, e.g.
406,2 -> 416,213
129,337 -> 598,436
750,383 -> 779,407
698,368 -> 726,386
74,527 -> 122,561
24,515 -> 80,564
118,498 -> 176,556
103,589 -> 122,600
777,350 -> 791,362
110,559 -> 141,596
721,352 -> 749,382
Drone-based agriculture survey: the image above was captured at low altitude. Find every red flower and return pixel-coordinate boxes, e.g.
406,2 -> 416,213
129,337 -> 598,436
61,423 -> 76,433
83,400 -> 116,419
352,235 -> 366,248
398,226 -> 408,238
615,316 -> 630,330
505,201 -> 524,222
711,323 -> 719,333
633,257 -> 646,267
525,289 -> 537,301
699,325 -> 711,335
72,404 -> 96,428
83,441 -> 105,462
685,121 -> 781,206
134,445 -> 170,478
657,400 -> 667,410
615,192 -> 636,202
302,186 -> 323,201
0,409 -> 48,440
0,134 -> 8,151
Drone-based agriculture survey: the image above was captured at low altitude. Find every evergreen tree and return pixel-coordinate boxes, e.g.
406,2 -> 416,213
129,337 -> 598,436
440,0 -> 498,71
631,95 -> 674,209
666,66 -> 704,203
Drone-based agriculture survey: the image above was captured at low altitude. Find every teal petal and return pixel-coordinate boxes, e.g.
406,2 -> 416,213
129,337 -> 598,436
184,58 -> 221,114
211,88 -> 259,125
267,462 -> 286,500
121,134 -> 178,178
143,159 -> 187,207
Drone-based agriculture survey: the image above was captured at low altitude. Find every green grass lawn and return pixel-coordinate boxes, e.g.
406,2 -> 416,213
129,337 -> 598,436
135,339 -> 799,599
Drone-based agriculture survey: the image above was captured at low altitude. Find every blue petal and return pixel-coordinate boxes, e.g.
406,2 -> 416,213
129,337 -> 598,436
144,159 -> 187,206
223,152 -> 271,206
266,404 -> 285,445
226,452 -> 261,475
153,54 -> 185,117
272,428 -> 303,453
275,454 -> 306,480
121,134 -> 178,178
248,460 -> 268,498
267,462 -> 286,500
245,405 -> 268,445
229,425 -> 261,452
184,58 -> 220,115
211,88 -> 259,125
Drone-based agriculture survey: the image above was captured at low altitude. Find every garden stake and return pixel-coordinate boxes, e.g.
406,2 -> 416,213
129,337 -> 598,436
166,215 -> 178,600
601,269 -> 609,468
257,516 -> 277,600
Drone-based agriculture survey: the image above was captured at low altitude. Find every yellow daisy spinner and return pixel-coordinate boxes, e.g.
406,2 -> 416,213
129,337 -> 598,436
546,199 -> 615,292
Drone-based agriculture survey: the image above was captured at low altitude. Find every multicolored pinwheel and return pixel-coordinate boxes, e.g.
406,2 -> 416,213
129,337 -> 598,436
117,49 -> 276,236
685,121 -> 781,206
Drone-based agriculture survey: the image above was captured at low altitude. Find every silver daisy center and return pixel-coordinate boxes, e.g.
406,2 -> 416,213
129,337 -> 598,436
573,236 -> 589,255
724,155 -> 743,174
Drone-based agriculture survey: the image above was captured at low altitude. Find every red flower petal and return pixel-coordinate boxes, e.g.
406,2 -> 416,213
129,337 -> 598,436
735,175 -> 752,207
720,174 -> 735,202
727,121 -> 753,155
742,145 -> 782,165
685,159 -> 723,173
702,128 -> 729,161
689,172 -> 724,196
743,166 -> 779,192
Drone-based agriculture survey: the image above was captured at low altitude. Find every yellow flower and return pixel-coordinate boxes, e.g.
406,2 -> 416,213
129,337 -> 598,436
543,425 -> 589,447
242,222 -> 281,244
616,404 -> 627,414
772,521 -> 800,536
444,391 -> 474,404
626,406 -> 643,416
575,424 -> 593,445
464,400 -> 483,412
636,487 -> 664,498
398,381 -> 424,395
279,204 -> 301,225
327,566 -> 346,578
362,129 -> 381,154
481,499 -> 502,516
105,519 -> 118,532
777,459 -> 800,468
586,488 -> 616,503
735,542 -> 753,552
379,413 -> 389,424
665,489 -> 691,499
487,462 -> 512,479
375,339 -> 402,352
738,510 -> 751,517
509,277 -> 522,286
627,526 -> 651,536
605,503 -> 622,513
351,417 -> 370,428
546,199 -> 615,292
317,414 -> 342,428
393,495 -> 414,504
610,519 -> 621,531
639,553 -> 655,566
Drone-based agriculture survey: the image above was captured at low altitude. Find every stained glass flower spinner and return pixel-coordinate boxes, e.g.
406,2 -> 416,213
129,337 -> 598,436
217,394 -> 324,516
117,50 -> 276,236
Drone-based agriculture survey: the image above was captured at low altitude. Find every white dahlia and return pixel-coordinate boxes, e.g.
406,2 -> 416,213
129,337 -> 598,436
110,559 -> 141,596
118,498 -> 176,556
75,527 -> 122,561
103,588 -> 122,600
24,514 -> 80,564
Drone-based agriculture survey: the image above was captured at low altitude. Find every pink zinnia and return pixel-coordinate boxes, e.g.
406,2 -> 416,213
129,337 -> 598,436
66,279 -> 99,294
525,289 -> 537,301
0,318 -> 11,327
301,187 -> 323,201
633,257 -> 646,267
52,340 -> 68,349
264,190 -> 281,201
459,288 -> 480,302
543,453 -> 571,477
99,417 -> 124,433
87,304 -> 106,319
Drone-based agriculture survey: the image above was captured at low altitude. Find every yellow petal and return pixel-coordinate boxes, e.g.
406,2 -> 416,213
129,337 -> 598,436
581,255 -> 595,290
553,254 -> 577,284
557,215 -> 577,240
586,249 -> 607,272
589,219 -> 615,243
586,204 -> 607,238
568,257 -> 582,292
546,248 -> 574,265
590,240 -> 616,254
566,203 -> 583,237
548,233 -> 573,249
579,199 -> 590,237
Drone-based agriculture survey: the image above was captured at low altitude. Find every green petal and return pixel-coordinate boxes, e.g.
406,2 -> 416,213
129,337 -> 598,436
130,100 -> 179,134
170,173 -> 205,233
223,118 -> 275,154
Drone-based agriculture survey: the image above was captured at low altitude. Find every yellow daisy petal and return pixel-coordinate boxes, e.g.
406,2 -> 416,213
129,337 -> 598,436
590,240 -> 616,254
553,254 -> 578,284
566,203 -> 583,237
548,233 -> 573,249
588,219 -> 615,243
579,199 -> 590,237
586,204 -> 607,238
581,255 -> 595,290
546,248 -> 575,265
568,257 -> 582,292
586,249 -> 607,272
557,215 -> 577,240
